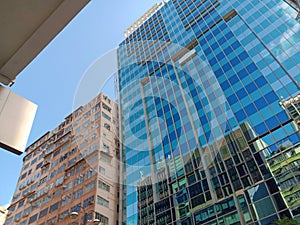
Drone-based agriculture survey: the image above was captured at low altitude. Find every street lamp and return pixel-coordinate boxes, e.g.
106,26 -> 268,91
70,207 -> 101,225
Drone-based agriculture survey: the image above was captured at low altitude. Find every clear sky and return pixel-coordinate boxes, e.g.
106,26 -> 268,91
0,0 -> 159,208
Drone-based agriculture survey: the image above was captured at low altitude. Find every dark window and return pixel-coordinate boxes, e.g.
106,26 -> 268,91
39,208 -> 48,218
49,202 -> 59,213
36,162 -> 43,170
28,214 -> 38,224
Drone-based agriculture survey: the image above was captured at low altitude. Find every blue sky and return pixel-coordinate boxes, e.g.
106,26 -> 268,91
0,0 -> 159,207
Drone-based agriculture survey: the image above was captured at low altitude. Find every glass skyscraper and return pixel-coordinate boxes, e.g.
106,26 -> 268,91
117,0 -> 300,224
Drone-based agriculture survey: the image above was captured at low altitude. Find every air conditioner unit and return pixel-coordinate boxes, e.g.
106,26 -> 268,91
15,218 -> 20,222
24,212 -> 29,217
62,195 -> 66,200
62,185 -> 67,189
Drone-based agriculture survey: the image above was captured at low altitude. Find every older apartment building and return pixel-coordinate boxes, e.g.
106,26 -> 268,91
5,93 -> 119,225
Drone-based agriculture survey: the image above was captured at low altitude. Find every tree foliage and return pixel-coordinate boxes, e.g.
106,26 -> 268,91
275,216 -> 298,225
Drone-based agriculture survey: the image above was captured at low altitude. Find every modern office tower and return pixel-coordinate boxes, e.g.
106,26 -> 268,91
117,0 -> 300,224
280,94 -> 300,126
5,93 -> 119,225
266,94 -> 300,221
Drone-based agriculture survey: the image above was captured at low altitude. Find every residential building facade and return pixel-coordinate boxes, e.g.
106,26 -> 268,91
117,0 -> 300,224
5,93 -> 119,225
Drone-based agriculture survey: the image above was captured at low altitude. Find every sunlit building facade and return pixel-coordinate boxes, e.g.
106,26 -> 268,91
5,94 -> 119,225
117,0 -> 300,224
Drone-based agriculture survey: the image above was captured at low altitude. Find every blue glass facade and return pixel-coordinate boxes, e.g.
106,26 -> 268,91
117,0 -> 300,224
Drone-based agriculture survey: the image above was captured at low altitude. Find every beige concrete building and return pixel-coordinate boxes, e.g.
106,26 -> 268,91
5,93 -> 119,225
0,206 -> 8,225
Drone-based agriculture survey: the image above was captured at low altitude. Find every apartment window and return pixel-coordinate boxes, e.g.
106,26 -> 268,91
83,196 -> 95,208
73,188 -> 83,199
20,220 -> 27,225
58,164 -> 66,174
99,166 -> 105,175
28,213 -> 38,224
62,143 -> 70,152
31,157 -> 37,165
100,154 -> 112,164
102,103 -> 111,112
98,180 -> 110,192
20,173 -> 27,180
69,147 -> 77,156
46,145 -> 54,154
9,204 -> 16,212
59,153 -> 68,162
64,181 -> 73,191
95,112 -> 100,119
39,176 -> 48,186
24,207 -> 31,216
57,131 -> 64,139
71,203 -> 81,213
36,162 -> 43,170
18,200 -> 24,208
76,164 -> 85,173
53,149 -> 61,157
58,210 -> 70,222
95,212 -> 109,225
85,181 -> 96,192
68,157 -> 77,167
55,176 -> 64,186
61,196 -> 71,206
97,196 -> 109,208
66,169 -> 75,178
18,182 -> 25,190
92,133 -> 98,140
65,125 -> 72,132
47,216 -> 57,224
39,153 -> 44,160
15,212 -> 22,222
86,169 -> 96,179
49,170 -> 56,180
104,123 -> 110,131
49,202 -> 59,213
83,110 -> 91,118
103,143 -> 110,153
51,160 -> 58,168
80,140 -> 88,149
53,189 -> 62,198
94,103 -> 100,111
102,112 -> 111,121
76,176 -> 85,187
24,163 -> 30,170
39,208 -> 48,218
25,153 -> 32,162
5,217 -> 13,224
